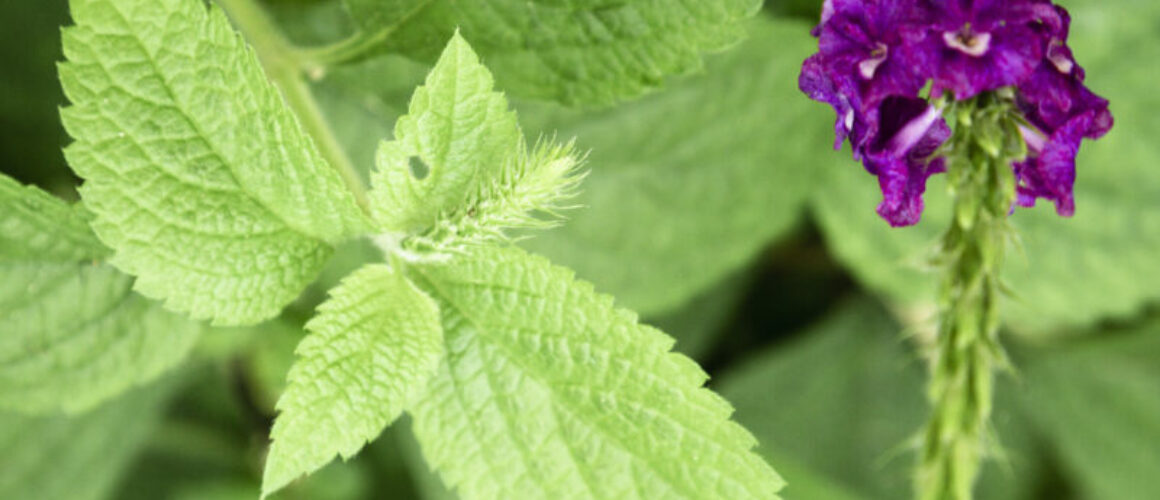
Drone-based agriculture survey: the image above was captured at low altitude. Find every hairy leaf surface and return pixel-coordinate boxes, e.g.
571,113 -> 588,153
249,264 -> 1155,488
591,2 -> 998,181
369,33 -> 580,250
263,264 -> 443,497
343,0 -> 762,106
810,0 -> 1160,334
520,18 -> 828,315
406,245 -> 783,500
0,174 -> 201,414
368,32 -> 521,234
59,0 -> 371,325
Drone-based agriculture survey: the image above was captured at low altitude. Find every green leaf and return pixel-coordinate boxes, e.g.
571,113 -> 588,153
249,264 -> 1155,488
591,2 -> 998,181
368,32 -> 520,234
520,18 -> 827,315
263,264 -> 443,498
0,381 -> 176,500
342,0 -> 762,106
369,33 -> 581,250
717,299 -> 1047,500
405,245 -> 783,499
717,300 -> 926,499
0,174 -> 202,414
811,0 -> 1160,334
59,0 -> 372,325
1019,320 -> 1160,500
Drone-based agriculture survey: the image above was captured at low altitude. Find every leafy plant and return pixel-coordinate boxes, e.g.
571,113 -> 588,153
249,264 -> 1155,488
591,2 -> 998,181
3,0 -> 1159,499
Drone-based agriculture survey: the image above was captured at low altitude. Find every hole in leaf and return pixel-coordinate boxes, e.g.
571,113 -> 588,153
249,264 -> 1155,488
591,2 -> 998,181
408,156 -> 430,180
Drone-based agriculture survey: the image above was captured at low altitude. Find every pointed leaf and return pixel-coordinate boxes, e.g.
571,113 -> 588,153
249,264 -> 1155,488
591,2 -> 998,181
263,264 -> 443,497
369,32 -> 521,234
59,0 -> 371,325
406,245 -> 783,499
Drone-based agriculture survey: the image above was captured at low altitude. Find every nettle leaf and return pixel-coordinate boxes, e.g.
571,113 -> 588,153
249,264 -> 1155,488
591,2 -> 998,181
0,381 -> 175,500
343,0 -> 762,106
369,32 -> 521,233
0,174 -> 201,414
406,245 -> 784,500
263,264 -> 443,498
369,33 -> 581,252
59,0 -> 372,325
811,0 -> 1160,334
520,18 -> 828,315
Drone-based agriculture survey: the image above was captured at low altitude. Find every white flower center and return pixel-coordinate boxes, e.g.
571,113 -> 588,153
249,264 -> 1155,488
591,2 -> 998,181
1048,43 -> 1074,74
943,29 -> 992,57
859,43 -> 890,80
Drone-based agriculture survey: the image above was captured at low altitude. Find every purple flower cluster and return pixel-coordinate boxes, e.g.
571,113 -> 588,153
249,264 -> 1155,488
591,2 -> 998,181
801,0 -> 1112,226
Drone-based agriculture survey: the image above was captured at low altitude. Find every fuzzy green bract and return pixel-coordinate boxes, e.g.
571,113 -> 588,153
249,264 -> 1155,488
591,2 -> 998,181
406,245 -> 784,500
342,0 -> 762,106
369,32 -> 581,253
261,31 -> 782,498
0,174 -> 201,414
368,32 -> 522,235
59,0 -> 372,326
263,264 -> 444,498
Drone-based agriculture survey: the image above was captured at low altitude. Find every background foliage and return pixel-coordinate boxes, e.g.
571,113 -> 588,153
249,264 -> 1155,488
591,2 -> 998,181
1,0 -> 1158,498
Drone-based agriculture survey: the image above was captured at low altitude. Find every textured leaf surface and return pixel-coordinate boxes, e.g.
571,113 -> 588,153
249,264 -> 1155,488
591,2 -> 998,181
59,0 -> 371,325
0,382 -> 174,500
264,264 -> 443,497
520,18 -> 828,315
811,0 -> 1160,333
406,245 -> 783,499
369,33 -> 581,250
717,300 -> 1046,500
1020,320 -> 1160,500
368,32 -> 521,233
343,0 -> 762,106
0,174 -> 201,414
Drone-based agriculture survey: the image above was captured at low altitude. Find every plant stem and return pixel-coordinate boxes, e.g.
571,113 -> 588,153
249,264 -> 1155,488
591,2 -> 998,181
917,96 -> 1015,500
214,0 -> 371,214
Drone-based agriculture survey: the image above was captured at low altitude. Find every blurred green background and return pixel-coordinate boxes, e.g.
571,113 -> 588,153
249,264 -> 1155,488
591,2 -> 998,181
2,0 -> 1158,499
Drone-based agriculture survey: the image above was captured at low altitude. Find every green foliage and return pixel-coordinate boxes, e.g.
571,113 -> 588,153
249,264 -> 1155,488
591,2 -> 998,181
0,174 -> 201,414
718,300 -> 1050,500
811,0 -> 1160,335
369,32 -> 582,254
719,300 -> 927,499
263,264 -> 443,497
0,382 -> 176,500
1019,321 -> 1160,500
59,0 -> 371,325
341,0 -> 763,106
520,17 -> 827,315
406,245 -> 784,499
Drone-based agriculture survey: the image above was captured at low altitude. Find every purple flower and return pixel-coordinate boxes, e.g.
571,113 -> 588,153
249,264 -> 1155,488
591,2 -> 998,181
863,96 -> 951,226
800,53 -> 863,151
1013,112 -> 1093,216
801,0 -> 932,154
920,0 -> 1062,100
1016,33 -> 1112,139
799,0 -> 1110,226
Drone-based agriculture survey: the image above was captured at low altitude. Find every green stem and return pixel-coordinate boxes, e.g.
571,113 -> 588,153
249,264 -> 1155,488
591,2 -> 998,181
214,0 -> 371,213
918,96 -> 1015,500
292,0 -> 436,71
